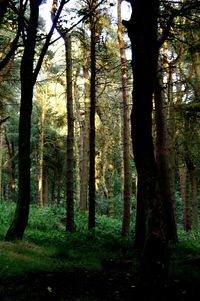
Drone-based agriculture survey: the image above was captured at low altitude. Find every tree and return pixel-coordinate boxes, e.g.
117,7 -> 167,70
5,0 -> 41,240
5,0 -> 66,240
124,0 -> 168,288
88,0 -> 97,230
52,0 -> 75,232
154,62 -> 178,242
0,0 -> 9,23
80,52 -> 90,211
117,0 -> 131,237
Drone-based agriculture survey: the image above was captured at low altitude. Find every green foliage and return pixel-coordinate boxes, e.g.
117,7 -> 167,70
1,202 -> 200,288
0,202 -> 135,276
175,192 -> 184,225
169,229 -> 200,283
0,202 -> 16,239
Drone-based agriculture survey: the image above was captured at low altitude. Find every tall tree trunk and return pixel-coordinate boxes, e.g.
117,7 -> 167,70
88,0 -> 97,230
178,162 -> 191,232
65,33 -> 75,232
43,160 -> 48,206
166,63 -> 178,235
190,168 -> 198,228
4,0 -> 65,240
4,129 -> 16,201
52,0 -> 75,232
190,30 -> 200,101
184,148 -> 198,229
154,64 -> 178,242
80,65 -> 90,211
37,103 -> 45,207
125,0 -> 168,287
117,0 -> 131,237
73,67 -> 81,207
5,0 -> 40,241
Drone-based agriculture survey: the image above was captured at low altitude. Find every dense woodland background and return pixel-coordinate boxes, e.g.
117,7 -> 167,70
0,0 -> 200,297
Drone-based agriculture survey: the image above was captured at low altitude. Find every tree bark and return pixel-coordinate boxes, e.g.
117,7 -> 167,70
37,102 -> 45,208
178,162 -> 191,232
117,0 -> 131,237
51,0 -> 75,232
184,148 -> 198,229
5,0 -> 40,240
0,0 -> 9,23
125,0 -> 168,288
80,64 -> 90,211
4,128 -> 16,201
88,0 -> 97,230
154,63 -> 178,242
4,0 -> 65,240
65,32 -> 75,232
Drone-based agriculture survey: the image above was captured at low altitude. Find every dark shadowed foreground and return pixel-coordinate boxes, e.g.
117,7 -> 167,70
1,263 -> 199,301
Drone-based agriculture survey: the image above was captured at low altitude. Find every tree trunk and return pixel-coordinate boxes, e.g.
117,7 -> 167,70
154,63 -> 178,242
5,0 -> 39,241
80,65 -> 90,211
190,168 -> 198,229
166,63 -> 178,238
0,0 -> 9,23
4,0 -> 64,240
178,162 -> 191,232
190,30 -> 200,101
4,129 -> 16,202
52,0 -> 75,232
117,0 -> 131,237
56,171 -> 61,206
37,103 -> 45,207
88,0 -> 97,230
125,0 -> 168,288
185,149 -> 198,229
65,32 -> 75,232
43,160 -> 48,206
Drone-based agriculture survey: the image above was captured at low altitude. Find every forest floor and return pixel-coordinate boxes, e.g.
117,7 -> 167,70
1,206 -> 200,301
1,249 -> 200,301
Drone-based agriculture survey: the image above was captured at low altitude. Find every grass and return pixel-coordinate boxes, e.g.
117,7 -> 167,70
0,202 -> 200,300
0,203 -> 135,276
0,240 -> 54,276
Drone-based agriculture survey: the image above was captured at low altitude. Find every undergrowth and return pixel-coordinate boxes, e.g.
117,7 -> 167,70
0,202 -> 200,282
0,203 -> 135,276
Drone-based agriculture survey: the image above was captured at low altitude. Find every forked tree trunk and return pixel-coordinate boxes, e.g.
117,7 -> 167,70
125,0 -> 168,288
5,0 -> 65,240
5,0 -> 40,241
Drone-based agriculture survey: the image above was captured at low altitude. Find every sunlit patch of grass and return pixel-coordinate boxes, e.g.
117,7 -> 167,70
0,240 -> 59,276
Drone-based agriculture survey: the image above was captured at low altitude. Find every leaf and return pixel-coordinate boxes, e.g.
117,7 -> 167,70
47,286 -> 53,293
